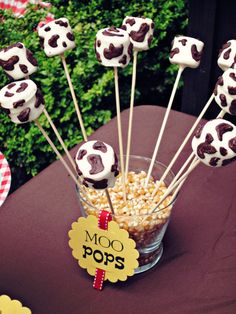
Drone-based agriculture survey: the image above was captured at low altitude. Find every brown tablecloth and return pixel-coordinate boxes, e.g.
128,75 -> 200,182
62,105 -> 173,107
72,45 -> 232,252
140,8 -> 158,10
1,105 -> 236,314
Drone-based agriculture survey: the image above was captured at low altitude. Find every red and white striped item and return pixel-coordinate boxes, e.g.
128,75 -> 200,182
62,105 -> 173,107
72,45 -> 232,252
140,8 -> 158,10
0,0 -> 51,17
0,152 -> 11,207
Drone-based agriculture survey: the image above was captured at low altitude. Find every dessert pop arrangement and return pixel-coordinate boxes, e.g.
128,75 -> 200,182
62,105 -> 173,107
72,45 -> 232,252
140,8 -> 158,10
1,15 -> 236,290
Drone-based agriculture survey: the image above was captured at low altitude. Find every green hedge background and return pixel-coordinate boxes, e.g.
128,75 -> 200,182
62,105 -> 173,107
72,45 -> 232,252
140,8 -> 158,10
0,0 -> 188,191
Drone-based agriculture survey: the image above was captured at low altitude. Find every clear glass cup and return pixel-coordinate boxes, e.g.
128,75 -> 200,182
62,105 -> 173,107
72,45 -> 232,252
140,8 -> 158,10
76,155 -> 176,274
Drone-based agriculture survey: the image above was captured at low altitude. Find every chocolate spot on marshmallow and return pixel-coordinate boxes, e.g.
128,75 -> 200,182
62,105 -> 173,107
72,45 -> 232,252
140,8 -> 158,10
219,94 -> 227,107
223,48 -> 231,60
97,40 -> 101,47
44,26 -> 51,32
120,25 -> 127,31
228,86 -> 236,95
125,18 -> 136,26
229,137 -> 236,153
76,164 -> 82,176
93,141 -> 107,153
35,89 -> 44,108
26,49 -> 38,66
191,44 -> 202,62
229,72 -> 236,82
222,156 -> 236,166
148,35 -> 153,47
170,48 -> 179,58
16,82 -> 28,93
96,52 -> 101,62
19,64 -> 28,74
119,55 -> 127,65
103,43 -> 123,60
77,149 -> 87,160
179,39 -> 187,46
66,32 -> 75,41
195,123 -> 205,138
7,83 -> 16,89
102,28 -> 124,37
111,154 -> 119,177
62,42 -> 67,48
17,107 -> 30,122
4,91 -> 14,97
220,147 -> 228,156
13,99 -> 25,108
214,76 -> 224,95
48,35 -> 59,48
230,99 -> 236,115
216,123 -> 233,141
84,177 -> 108,189
128,43 -> 133,57
209,157 -> 220,167
0,55 -> 19,71
130,23 -> 150,42
197,133 -> 217,159
151,22 -> 154,29
1,42 -> 23,52
87,154 -> 104,175
55,20 -> 68,27
218,42 -> 231,57
205,133 -> 214,144
82,179 -> 89,188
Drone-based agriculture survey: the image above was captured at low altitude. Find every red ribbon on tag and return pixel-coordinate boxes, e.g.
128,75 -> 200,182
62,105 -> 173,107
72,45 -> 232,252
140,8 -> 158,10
93,210 -> 112,290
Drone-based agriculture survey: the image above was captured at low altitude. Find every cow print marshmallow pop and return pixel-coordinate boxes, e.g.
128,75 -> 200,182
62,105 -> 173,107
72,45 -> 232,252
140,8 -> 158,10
75,140 -> 119,190
192,118 -> 236,167
121,16 -> 154,51
214,68 -> 236,115
0,42 -> 38,80
169,35 -> 204,69
95,27 -> 132,67
218,40 -> 236,71
0,79 -> 44,124
38,18 -> 75,57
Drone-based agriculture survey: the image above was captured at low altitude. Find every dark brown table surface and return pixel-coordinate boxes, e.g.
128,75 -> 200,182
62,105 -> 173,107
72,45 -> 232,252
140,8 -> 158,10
1,105 -> 236,314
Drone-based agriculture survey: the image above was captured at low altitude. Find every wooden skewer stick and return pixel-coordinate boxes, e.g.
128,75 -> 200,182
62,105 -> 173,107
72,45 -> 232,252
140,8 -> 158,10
105,189 -> 115,215
155,151 -> 195,197
169,155 -> 198,204
61,54 -> 88,142
152,93 -> 215,193
35,119 -> 90,202
35,119 -> 79,185
125,51 -> 138,178
154,158 -> 200,212
114,67 -> 126,201
43,108 -> 76,171
145,66 -> 185,186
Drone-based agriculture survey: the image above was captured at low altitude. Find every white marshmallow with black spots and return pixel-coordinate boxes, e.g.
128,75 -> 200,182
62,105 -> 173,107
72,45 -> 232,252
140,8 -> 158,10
38,18 -> 75,57
121,16 -> 154,51
95,27 -> 132,67
214,68 -> 236,115
0,79 -> 44,124
192,118 -> 236,167
0,42 -> 38,80
75,140 -> 119,189
169,35 -> 204,69
218,40 -> 236,71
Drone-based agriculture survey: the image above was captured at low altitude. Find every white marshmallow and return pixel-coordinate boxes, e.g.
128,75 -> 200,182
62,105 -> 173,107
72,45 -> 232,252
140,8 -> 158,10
169,35 -> 204,68
217,40 -> 236,71
192,118 -> 236,167
95,27 -> 132,67
214,69 -> 236,115
75,140 -> 119,189
122,16 -> 154,51
0,42 -> 38,80
38,18 -> 75,57
0,79 -> 44,124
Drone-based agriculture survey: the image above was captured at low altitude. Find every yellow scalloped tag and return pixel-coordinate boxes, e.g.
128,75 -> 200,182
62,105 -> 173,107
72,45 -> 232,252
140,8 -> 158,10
0,295 -> 31,314
68,214 -> 139,285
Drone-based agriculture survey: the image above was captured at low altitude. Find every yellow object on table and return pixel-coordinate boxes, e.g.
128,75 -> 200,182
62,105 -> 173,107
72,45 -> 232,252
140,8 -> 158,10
0,295 -> 31,314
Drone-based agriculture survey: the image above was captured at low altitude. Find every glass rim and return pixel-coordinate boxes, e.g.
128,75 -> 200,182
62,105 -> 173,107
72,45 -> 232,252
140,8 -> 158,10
76,154 -> 178,216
